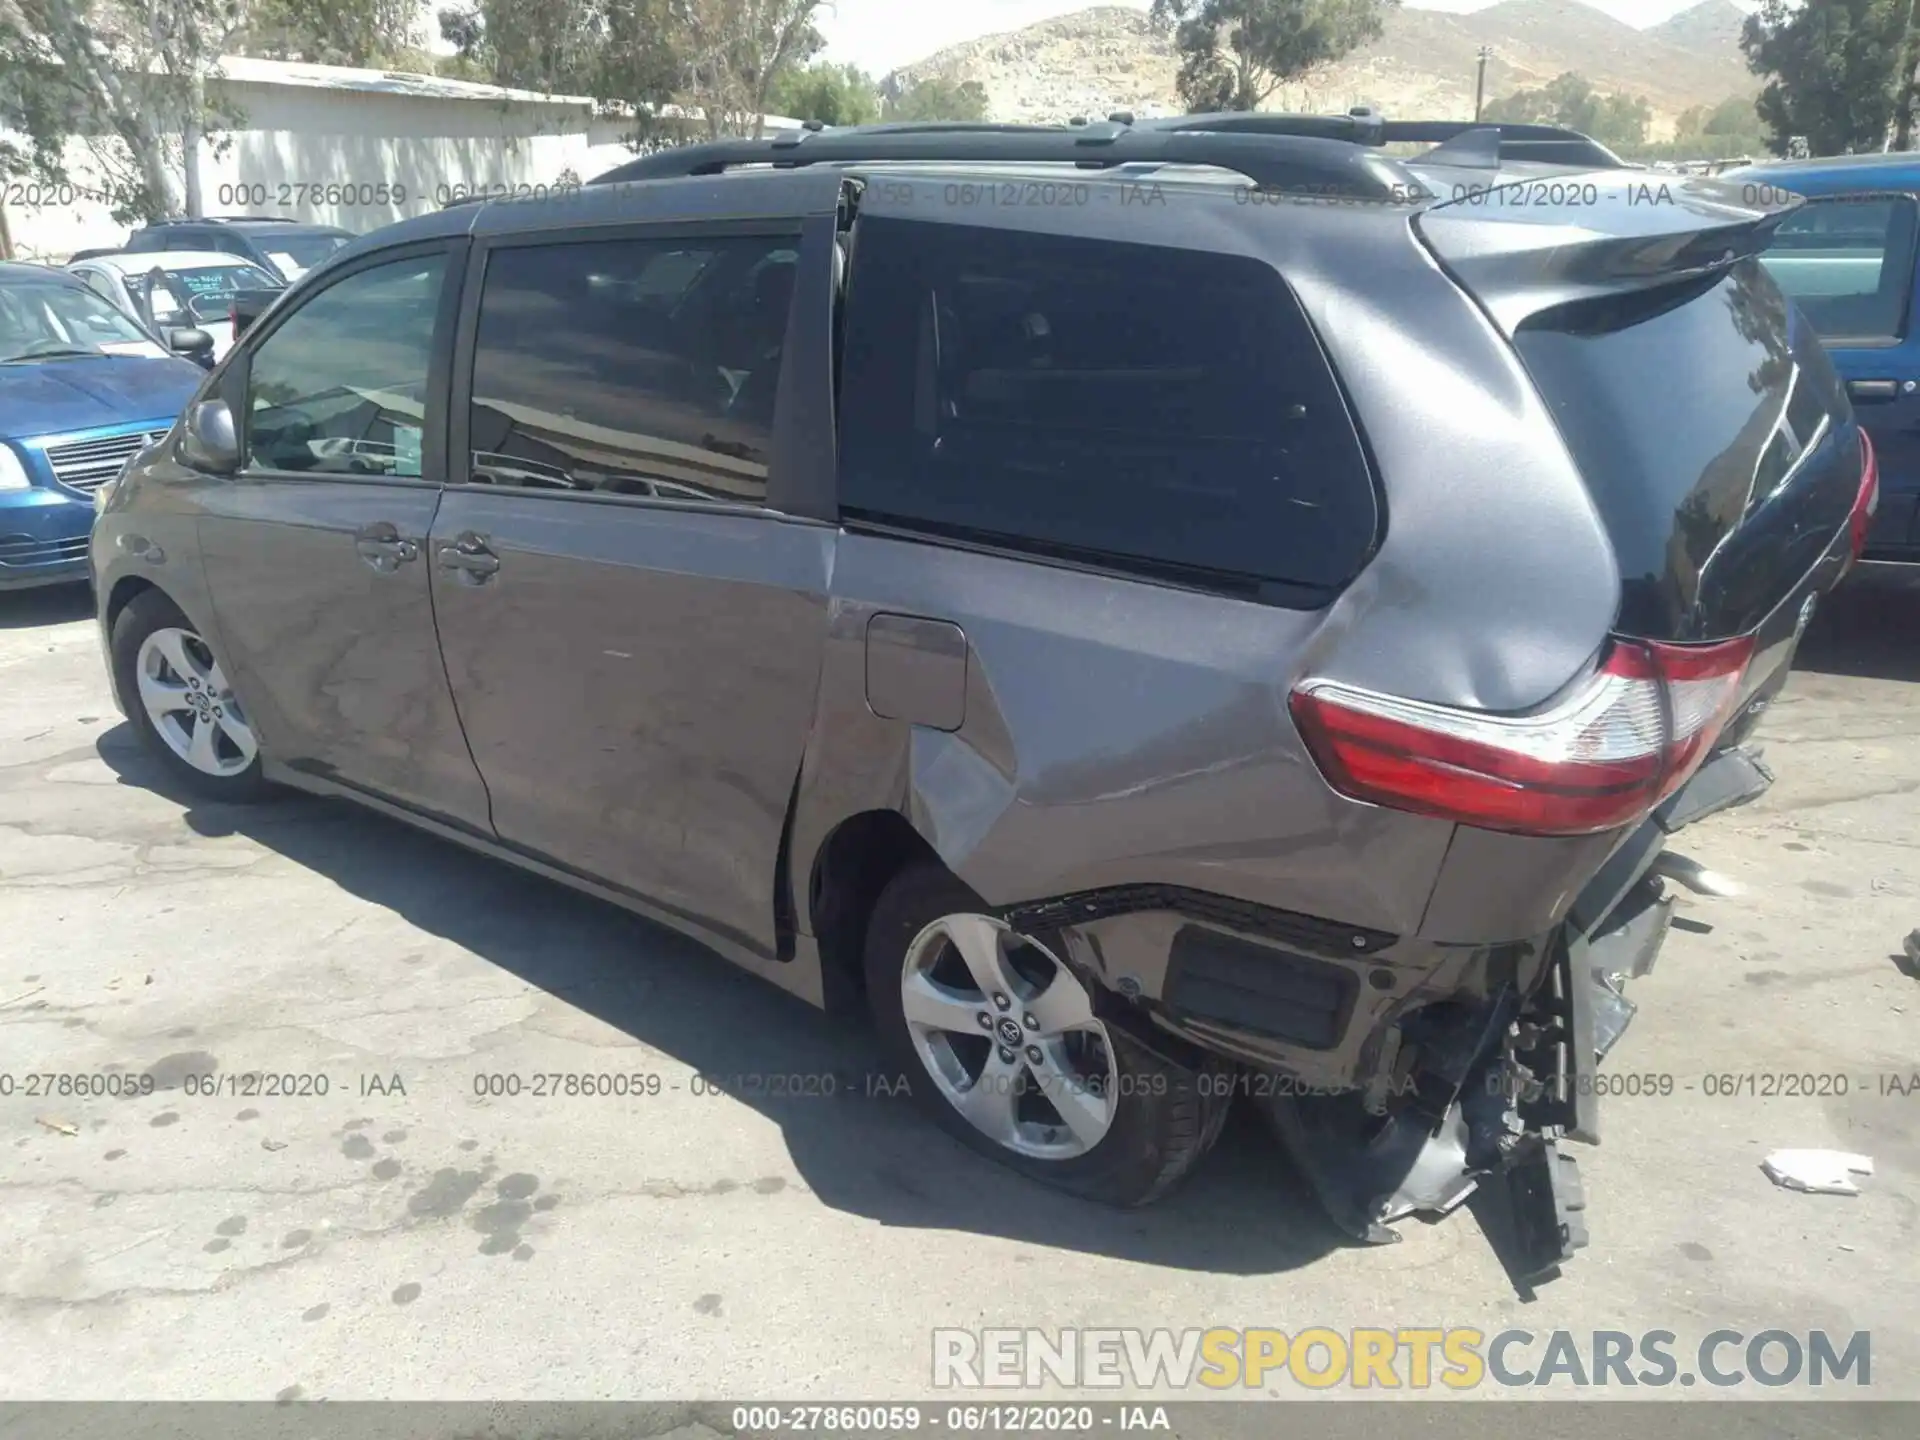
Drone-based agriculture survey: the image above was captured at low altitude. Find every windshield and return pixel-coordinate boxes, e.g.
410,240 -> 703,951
150,263 -> 282,324
0,281 -> 166,362
261,233 -> 350,279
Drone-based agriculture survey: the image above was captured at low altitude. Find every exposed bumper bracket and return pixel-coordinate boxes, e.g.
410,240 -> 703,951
1502,1137 -> 1589,1283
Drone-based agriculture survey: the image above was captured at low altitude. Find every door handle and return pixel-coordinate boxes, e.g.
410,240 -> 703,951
353,522 -> 419,573
437,533 -> 500,583
1847,379 -> 1901,402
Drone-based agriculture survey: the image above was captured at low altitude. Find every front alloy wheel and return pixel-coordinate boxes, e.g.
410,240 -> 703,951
110,589 -> 273,801
136,626 -> 257,777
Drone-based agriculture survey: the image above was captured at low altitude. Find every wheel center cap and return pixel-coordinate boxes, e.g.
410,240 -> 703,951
996,1017 -> 1025,1049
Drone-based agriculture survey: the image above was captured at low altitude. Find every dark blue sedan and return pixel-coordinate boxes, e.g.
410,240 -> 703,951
0,263 -> 206,590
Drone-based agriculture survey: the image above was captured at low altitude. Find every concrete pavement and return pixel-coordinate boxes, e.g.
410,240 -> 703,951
2,574 -> 1917,1410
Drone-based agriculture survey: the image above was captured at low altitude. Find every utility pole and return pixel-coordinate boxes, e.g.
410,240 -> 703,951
1474,46 -> 1493,122
1892,0 -> 1919,149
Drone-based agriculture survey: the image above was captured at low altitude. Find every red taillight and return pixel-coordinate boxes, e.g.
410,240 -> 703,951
1846,427 -> 1879,570
1289,636 -> 1755,837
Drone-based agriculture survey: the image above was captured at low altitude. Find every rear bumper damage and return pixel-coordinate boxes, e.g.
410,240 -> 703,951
1264,743 -> 1774,1281
1012,743 -> 1773,1283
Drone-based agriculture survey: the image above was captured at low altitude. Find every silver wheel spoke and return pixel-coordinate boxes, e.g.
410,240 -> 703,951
137,669 -> 194,715
187,714 -> 221,772
901,971 -> 985,1037
153,628 -> 211,687
1028,1041 -> 1112,1149
215,710 -> 258,766
1026,965 -> 1097,1034
938,914 -> 1021,999
952,1047 -> 1023,1144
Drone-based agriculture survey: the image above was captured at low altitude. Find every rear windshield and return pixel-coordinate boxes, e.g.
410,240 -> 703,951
1512,258 -> 1855,634
837,216 -> 1380,601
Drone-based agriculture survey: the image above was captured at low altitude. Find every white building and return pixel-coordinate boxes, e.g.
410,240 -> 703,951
4,56 -> 802,262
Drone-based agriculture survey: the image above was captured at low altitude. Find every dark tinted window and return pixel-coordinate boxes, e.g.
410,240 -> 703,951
836,218 -> 1378,597
246,253 -> 446,477
1513,259 -> 1856,635
1759,194 -> 1917,339
164,230 -> 212,252
465,234 -> 798,506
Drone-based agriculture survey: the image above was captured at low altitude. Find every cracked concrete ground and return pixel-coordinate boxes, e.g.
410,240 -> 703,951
2,574 -> 1918,1407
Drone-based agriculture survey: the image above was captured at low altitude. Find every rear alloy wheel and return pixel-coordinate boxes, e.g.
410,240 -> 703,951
866,863 -> 1229,1206
111,590 -> 272,801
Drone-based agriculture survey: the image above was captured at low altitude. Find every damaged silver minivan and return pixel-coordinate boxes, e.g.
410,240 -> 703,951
90,114 -> 1879,1279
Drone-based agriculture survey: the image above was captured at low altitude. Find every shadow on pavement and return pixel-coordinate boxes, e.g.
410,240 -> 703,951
94,721 -> 1354,1280
0,581 -> 92,631
1792,565 -> 1920,683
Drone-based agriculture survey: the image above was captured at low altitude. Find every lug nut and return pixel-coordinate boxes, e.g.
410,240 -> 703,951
992,993 -> 1011,1011
1025,1045 -> 1042,1064
997,1046 -> 1016,1064
976,1012 -> 992,1029
1023,1014 -> 1039,1030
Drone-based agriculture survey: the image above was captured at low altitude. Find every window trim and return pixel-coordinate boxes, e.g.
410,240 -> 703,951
1763,190 -> 1920,348
449,217 -> 829,519
227,236 -> 468,489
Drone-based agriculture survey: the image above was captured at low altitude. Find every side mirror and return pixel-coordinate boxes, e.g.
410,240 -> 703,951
179,398 -> 240,474
167,326 -> 215,367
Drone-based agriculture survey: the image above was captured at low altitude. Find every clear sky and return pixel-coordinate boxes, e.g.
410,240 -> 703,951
814,0 -> 1753,77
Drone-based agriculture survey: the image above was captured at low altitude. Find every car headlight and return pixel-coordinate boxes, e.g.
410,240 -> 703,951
0,444 -> 30,492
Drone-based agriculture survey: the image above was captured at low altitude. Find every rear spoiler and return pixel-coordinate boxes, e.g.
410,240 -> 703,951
1414,173 -> 1801,335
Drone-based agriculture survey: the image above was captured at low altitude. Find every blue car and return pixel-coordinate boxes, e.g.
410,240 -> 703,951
1733,153 -> 1920,563
0,262 -> 206,590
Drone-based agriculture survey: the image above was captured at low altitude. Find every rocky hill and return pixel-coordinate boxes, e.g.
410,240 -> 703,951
887,1 -> 1759,139
1648,0 -> 1752,52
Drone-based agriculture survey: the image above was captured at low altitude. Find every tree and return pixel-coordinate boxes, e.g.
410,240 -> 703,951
240,0 -> 420,67
769,59 -> 877,125
434,0 -> 602,94
1742,0 -> 1911,155
880,76 -> 989,122
1149,0 -> 1397,113
1,0 -> 246,222
673,0 -> 826,137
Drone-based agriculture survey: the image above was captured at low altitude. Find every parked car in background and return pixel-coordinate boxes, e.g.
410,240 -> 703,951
1734,152 -> 1920,564
68,251 -> 286,362
121,216 -> 354,284
0,263 -> 208,590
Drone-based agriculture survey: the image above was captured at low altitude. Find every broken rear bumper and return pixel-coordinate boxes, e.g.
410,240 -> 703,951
1263,742 -> 1774,1280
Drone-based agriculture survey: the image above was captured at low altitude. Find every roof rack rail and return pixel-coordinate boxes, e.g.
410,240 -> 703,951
587,117 -> 1434,200
1134,112 -> 1627,169
147,214 -> 303,225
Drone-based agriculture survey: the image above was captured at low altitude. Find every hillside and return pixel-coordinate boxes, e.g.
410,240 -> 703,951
1648,0 -> 1752,52
887,1 -> 1760,138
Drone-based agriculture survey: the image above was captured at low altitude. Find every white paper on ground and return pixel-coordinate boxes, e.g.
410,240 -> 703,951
1761,1149 -> 1874,1196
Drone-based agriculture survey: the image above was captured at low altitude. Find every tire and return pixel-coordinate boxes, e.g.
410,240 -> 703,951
111,589 -> 274,802
865,862 -> 1229,1207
